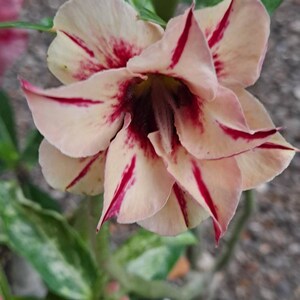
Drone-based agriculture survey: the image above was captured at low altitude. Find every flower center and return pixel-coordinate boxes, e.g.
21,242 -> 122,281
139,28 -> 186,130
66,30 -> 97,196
123,75 -> 194,154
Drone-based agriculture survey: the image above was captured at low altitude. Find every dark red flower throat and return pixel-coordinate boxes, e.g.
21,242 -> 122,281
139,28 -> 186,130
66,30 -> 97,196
121,75 -> 195,154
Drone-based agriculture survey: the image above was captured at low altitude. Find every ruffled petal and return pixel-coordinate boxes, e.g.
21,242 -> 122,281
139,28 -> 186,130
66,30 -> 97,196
21,68 -> 134,158
233,88 -> 296,189
139,183 -> 209,236
98,118 -> 174,228
39,139 -> 105,195
127,6 -> 218,100
48,0 -> 163,83
149,132 -> 242,243
174,85 -> 277,159
195,0 -> 270,87
236,142 -> 295,190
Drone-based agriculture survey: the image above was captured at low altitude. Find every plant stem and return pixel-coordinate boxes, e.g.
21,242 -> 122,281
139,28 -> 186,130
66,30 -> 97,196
187,227 -> 203,270
0,21 -> 53,32
105,257 -> 212,300
151,0 -> 180,21
86,196 -> 110,299
214,190 -> 255,271
0,265 -> 11,300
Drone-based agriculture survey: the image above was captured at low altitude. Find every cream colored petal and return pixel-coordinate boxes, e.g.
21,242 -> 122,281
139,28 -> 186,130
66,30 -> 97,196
195,0 -> 270,87
21,68 -> 134,158
174,85 -> 277,160
233,87 -> 296,189
127,7 -> 218,101
149,132 -> 242,243
98,117 -> 174,229
39,139 -> 105,195
139,183 -> 209,236
48,0 -> 163,83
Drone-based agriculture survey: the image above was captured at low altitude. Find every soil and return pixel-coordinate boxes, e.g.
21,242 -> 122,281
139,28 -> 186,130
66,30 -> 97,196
1,0 -> 300,299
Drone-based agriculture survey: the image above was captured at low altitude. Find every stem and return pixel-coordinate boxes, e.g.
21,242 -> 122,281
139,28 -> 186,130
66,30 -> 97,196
0,21 -> 54,32
187,227 -> 202,270
214,190 -> 255,271
105,258 -> 212,300
152,0 -> 180,21
86,196 -> 110,299
0,265 -> 11,300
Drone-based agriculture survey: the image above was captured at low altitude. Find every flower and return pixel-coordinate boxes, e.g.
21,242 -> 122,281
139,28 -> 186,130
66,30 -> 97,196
21,0 -> 296,243
0,0 -> 28,84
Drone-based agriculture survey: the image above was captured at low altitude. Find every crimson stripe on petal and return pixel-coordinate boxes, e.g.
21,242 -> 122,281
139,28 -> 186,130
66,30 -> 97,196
66,152 -> 102,190
219,123 -> 277,141
62,31 -> 95,58
257,142 -> 295,151
99,156 -> 136,228
170,7 -> 194,69
40,95 -> 103,107
192,161 -> 221,242
208,0 -> 233,48
173,183 -> 189,227
21,80 -> 103,107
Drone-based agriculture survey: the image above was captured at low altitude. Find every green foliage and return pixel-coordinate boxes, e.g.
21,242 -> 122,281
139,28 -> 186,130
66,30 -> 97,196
181,0 -> 222,8
0,21 -> 53,32
182,0 -> 284,14
21,130 -> 43,168
0,265 -> 12,300
128,0 -> 155,11
0,182 -> 98,300
0,90 -> 19,169
20,182 -> 61,212
261,0 -> 283,14
151,0 -> 180,21
126,0 -> 167,26
114,229 -> 197,280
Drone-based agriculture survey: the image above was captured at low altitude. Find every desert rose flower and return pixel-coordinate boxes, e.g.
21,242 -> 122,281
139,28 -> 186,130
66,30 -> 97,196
0,0 -> 28,84
21,0 -> 296,242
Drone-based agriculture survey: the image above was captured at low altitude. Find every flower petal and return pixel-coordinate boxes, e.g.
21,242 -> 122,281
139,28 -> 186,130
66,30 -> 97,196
195,0 -> 270,87
98,118 -> 174,228
0,0 -> 27,84
48,0 -> 163,84
39,139 -> 105,195
174,85 -> 277,159
236,141 -> 295,190
232,88 -> 296,189
127,6 -> 218,100
139,183 -> 209,236
21,68 -> 134,158
149,132 -> 242,243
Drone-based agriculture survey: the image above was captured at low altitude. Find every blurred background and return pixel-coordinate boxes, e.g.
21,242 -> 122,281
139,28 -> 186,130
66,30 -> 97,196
1,0 -> 300,299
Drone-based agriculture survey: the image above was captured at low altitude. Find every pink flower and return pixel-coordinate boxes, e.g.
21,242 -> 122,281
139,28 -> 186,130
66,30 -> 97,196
0,0 -> 28,84
21,0 -> 296,242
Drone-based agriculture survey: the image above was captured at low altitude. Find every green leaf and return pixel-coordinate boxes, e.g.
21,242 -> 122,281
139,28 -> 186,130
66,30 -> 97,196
261,0 -> 283,14
127,0 -> 167,27
0,21 -> 53,32
0,182 -> 98,300
128,0 -> 155,11
0,90 -> 19,168
126,246 -> 183,280
181,0 -> 223,8
21,130 -> 43,167
114,229 -> 197,280
20,181 -> 61,212
182,0 -> 283,14
151,0 -> 179,21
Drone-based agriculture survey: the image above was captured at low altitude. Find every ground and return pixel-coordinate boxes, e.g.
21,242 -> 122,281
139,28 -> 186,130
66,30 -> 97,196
2,0 -> 300,299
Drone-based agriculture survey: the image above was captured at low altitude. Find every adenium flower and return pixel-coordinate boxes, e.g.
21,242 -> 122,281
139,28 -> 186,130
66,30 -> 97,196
21,0 -> 296,242
0,0 -> 28,84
